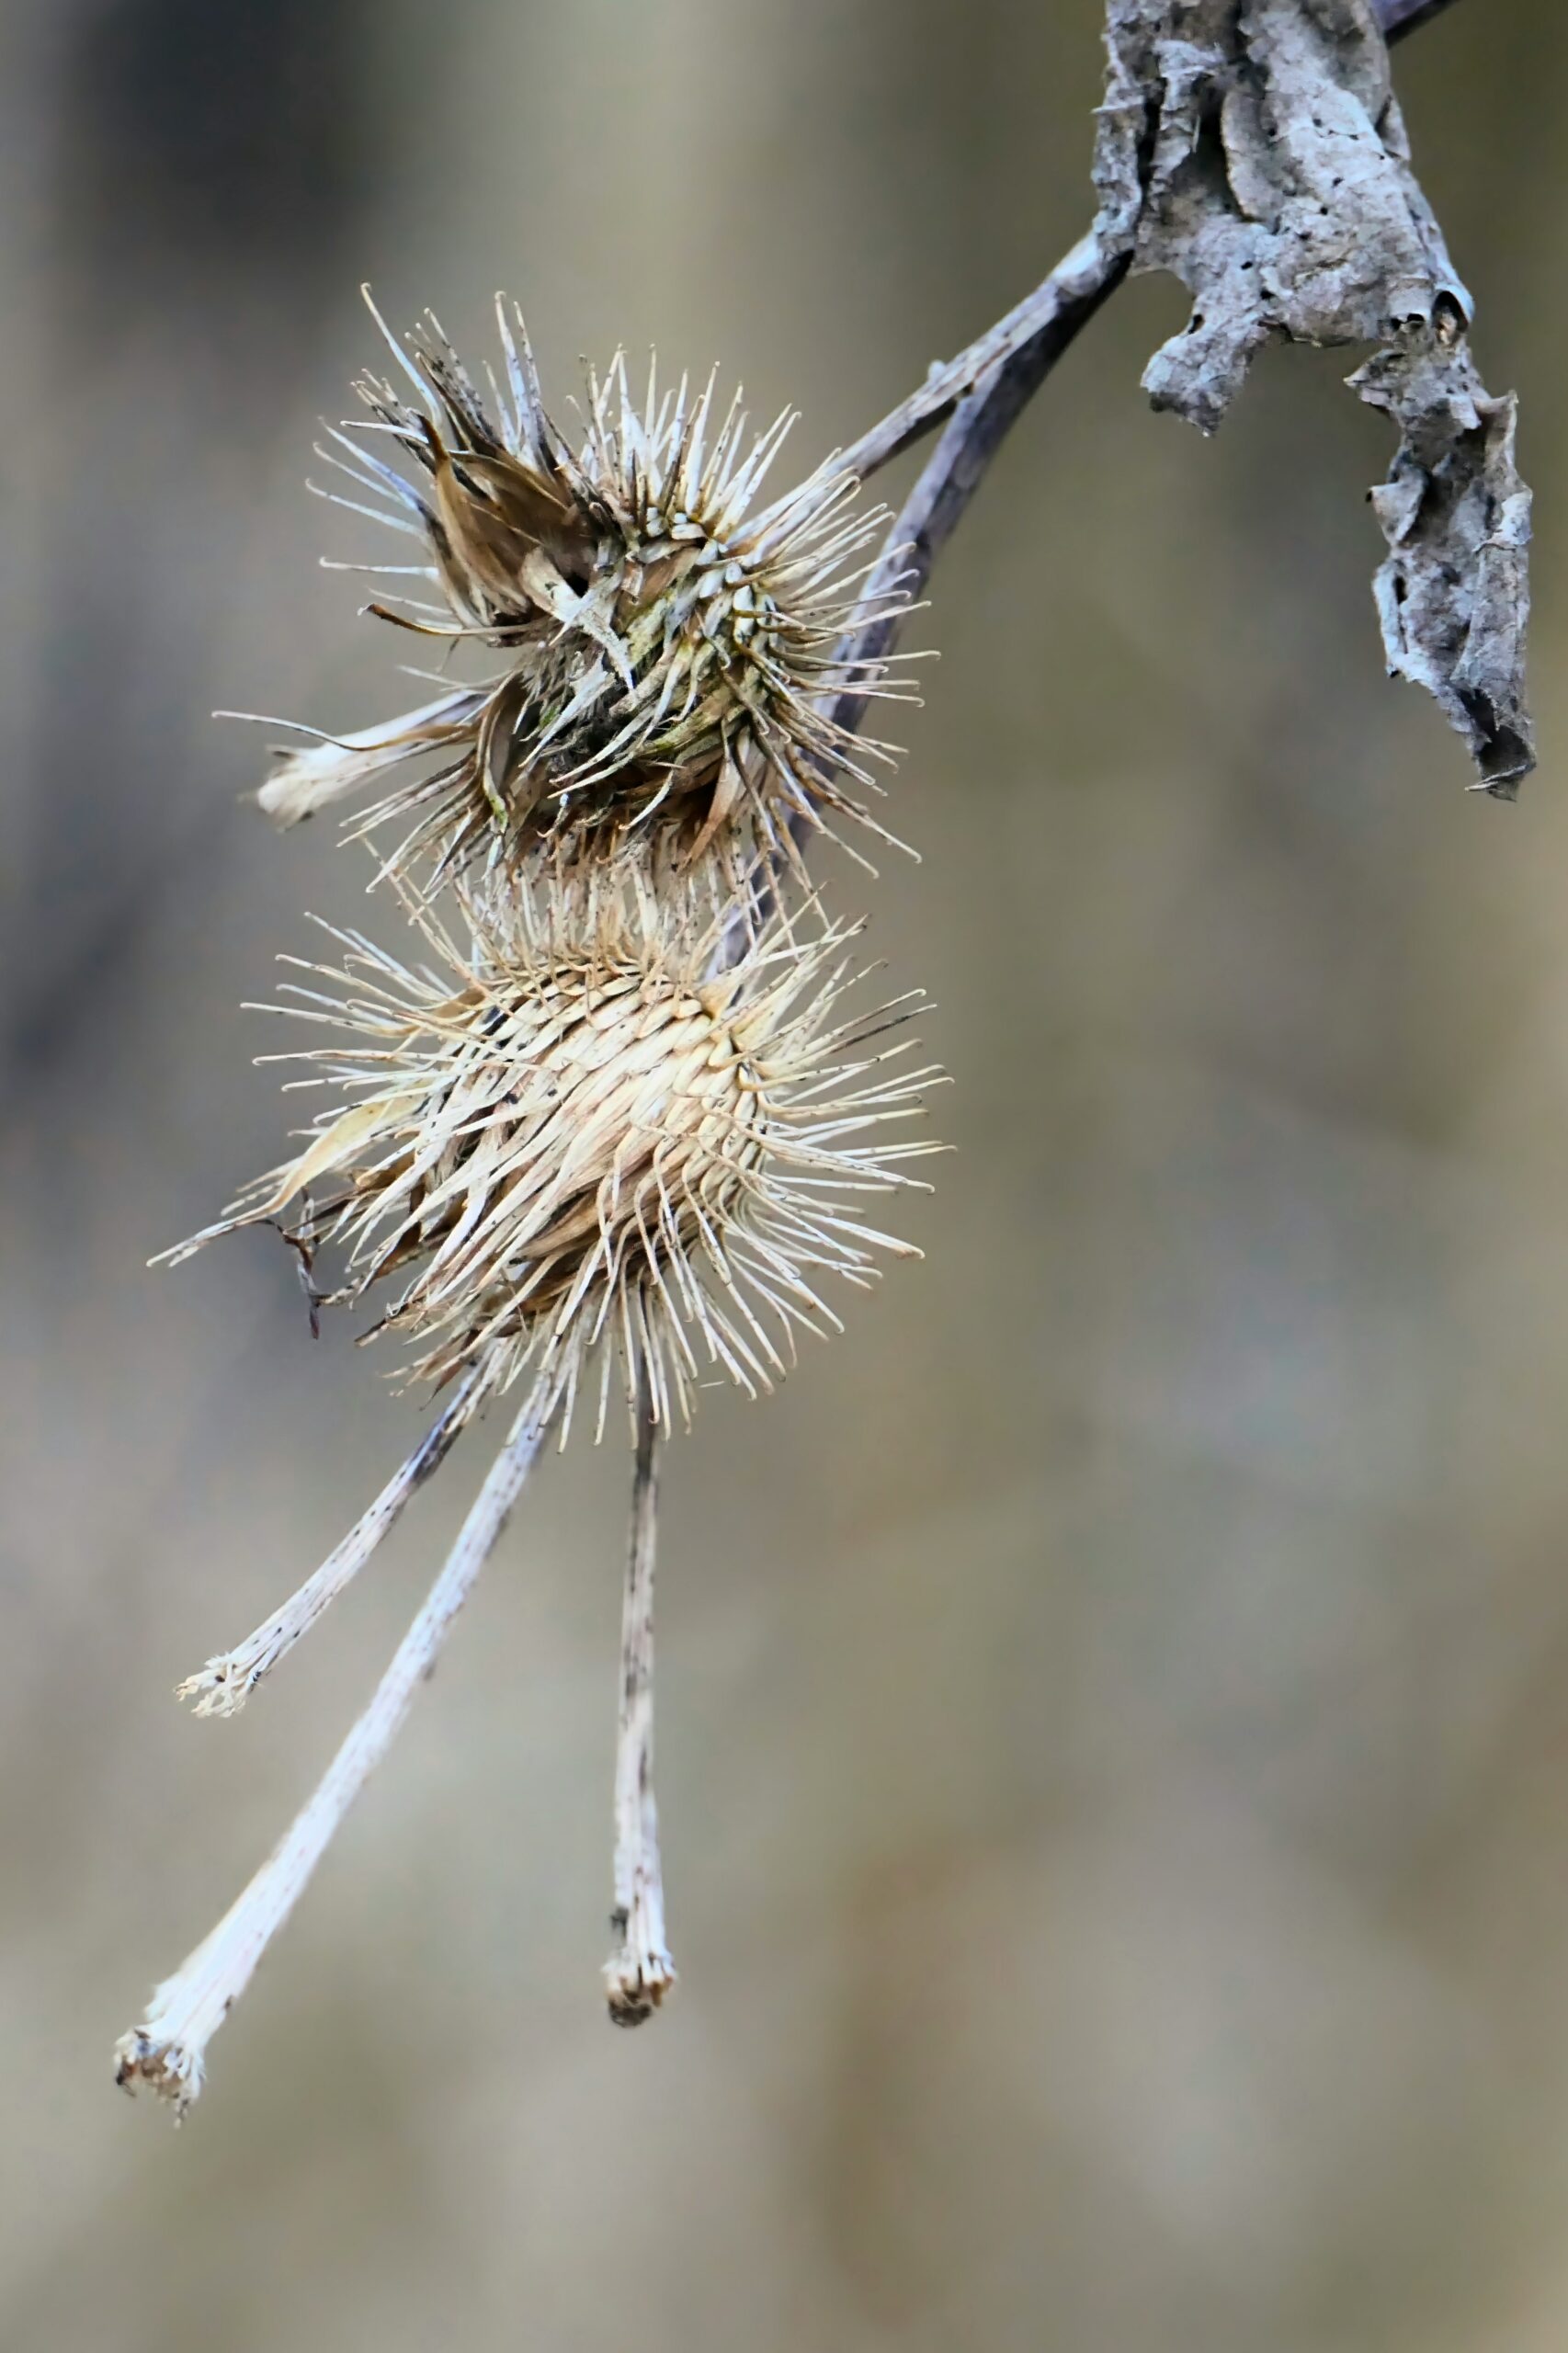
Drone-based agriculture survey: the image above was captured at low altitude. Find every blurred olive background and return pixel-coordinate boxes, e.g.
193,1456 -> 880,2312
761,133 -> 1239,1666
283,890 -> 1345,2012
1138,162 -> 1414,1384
4,2 -> 1567,2346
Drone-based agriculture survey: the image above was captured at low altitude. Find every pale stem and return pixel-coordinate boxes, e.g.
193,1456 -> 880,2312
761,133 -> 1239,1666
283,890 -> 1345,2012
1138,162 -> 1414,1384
835,0 -> 1452,501
116,1395 -> 547,2116
603,1373 -> 675,2025
178,1376 -> 478,1716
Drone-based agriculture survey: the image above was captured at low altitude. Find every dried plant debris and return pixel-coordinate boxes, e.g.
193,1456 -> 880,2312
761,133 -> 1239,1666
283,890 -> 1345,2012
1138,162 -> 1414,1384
1095,0 -> 1532,791
254,295 -> 917,892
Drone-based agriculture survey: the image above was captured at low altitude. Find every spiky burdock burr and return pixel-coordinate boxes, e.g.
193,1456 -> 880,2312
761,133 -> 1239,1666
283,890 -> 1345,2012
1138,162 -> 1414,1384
250,296 -> 916,895
117,884 -> 942,2110
164,880 -> 939,1433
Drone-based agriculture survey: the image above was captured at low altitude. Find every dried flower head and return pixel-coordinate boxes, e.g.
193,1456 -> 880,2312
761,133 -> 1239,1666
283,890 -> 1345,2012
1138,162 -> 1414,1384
165,882 -> 942,1439
254,296 -> 915,893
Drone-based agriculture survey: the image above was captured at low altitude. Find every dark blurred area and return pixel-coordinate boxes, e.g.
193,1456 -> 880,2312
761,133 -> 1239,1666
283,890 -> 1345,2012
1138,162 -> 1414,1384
5,3 -> 1568,2346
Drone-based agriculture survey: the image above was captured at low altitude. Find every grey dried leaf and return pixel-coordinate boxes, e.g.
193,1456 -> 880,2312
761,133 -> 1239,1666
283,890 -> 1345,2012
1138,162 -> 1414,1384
1095,0 -> 1532,791
1355,338 -> 1532,795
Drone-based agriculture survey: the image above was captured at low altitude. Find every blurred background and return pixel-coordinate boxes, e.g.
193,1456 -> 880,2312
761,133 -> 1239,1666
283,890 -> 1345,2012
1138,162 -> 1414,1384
3,1 -> 1566,2345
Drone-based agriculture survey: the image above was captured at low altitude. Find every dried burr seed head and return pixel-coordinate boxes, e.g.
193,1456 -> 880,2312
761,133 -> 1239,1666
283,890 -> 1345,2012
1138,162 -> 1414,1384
164,881 -> 943,1436
255,294 -> 916,895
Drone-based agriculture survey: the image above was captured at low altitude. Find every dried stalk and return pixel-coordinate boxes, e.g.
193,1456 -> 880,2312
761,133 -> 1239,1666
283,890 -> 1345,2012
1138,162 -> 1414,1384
833,225 -> 1128,741
117,1396 -> 548,2112
1378,0 -> 1460,34
828,0 -> 1439,523
832,0 -> 1459,508
603,1371 -> 676,2024
176,1375 -> 479,1716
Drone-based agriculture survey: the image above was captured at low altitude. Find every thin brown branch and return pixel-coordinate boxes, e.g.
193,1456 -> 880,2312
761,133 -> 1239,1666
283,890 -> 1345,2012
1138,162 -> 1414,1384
834,1 -> 1454,520
831,226 -> 1129,743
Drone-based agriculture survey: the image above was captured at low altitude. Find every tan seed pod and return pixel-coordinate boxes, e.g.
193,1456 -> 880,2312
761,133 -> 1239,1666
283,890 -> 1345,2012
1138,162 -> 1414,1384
250,295 -> 919,894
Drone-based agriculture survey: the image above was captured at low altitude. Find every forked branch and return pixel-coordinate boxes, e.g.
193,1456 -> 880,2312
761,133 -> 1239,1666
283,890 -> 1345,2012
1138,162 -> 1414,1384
117,1398 -> 550,2113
